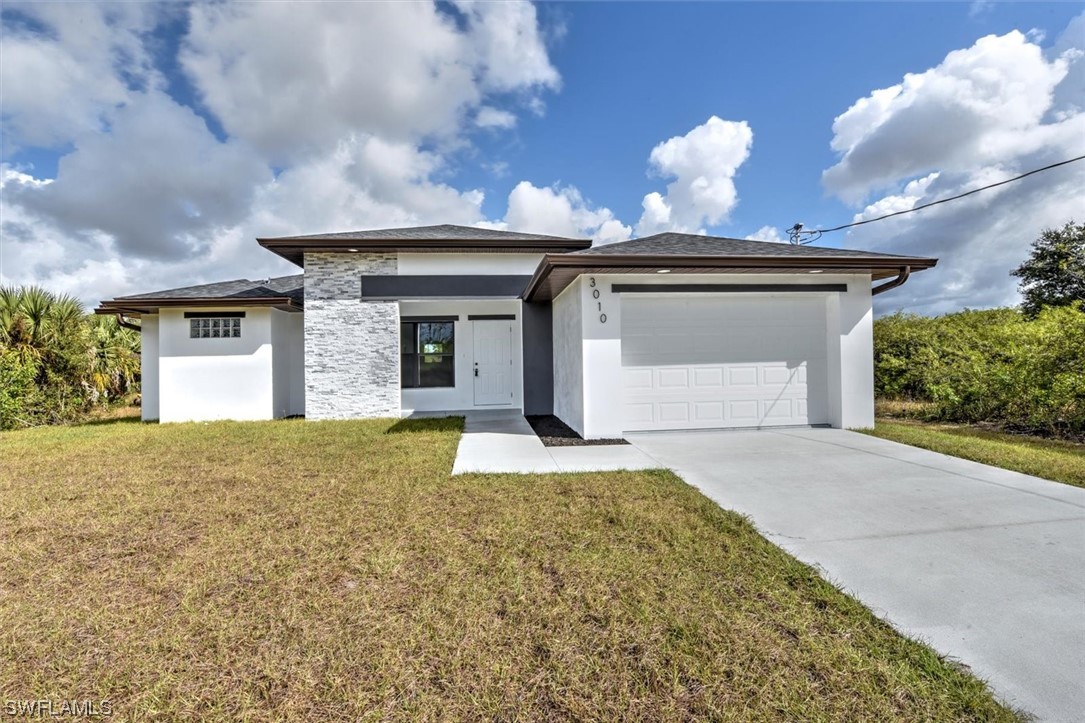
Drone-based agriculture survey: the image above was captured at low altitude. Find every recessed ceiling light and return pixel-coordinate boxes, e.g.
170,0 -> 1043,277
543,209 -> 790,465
808,269 -> 824,274
348,248 -> 359,252
657,269 -> 671,274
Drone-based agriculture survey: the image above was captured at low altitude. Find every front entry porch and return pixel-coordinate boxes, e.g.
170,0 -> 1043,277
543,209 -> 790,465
399,299 -> 524,415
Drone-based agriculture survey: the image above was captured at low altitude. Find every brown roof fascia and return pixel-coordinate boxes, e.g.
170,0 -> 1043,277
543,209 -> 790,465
95,297 -> 301,316
257,237 -> 594,266
522,253 -> 938,301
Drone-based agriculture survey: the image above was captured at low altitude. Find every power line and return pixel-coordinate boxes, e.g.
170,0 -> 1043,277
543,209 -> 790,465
788,154 -> 1085,244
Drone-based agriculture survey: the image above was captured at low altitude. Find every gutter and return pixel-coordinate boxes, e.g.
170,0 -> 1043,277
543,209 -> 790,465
871,266 -> 911,296
114,313 -> 142,332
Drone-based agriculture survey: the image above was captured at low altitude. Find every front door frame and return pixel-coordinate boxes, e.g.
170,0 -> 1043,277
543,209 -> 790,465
472,319 -> 514,406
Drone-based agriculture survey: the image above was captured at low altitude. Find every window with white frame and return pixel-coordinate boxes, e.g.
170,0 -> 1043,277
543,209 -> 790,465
186,313 -> 243,338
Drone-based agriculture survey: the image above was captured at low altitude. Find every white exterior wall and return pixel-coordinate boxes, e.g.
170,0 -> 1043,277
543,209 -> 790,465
139,316 -> 159,421
397,253 -> 543,276
832,279 -> 875,428
158,307 -> 276,423
551,279 -> 585,436
399,299 -> 523,413
580,274 -> 623,438
556,273 -> 876,437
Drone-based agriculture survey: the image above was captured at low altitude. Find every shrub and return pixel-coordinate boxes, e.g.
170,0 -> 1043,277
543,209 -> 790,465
0,286 -> 140,429
874,304 -> 1085,436
0,349 -> 38,430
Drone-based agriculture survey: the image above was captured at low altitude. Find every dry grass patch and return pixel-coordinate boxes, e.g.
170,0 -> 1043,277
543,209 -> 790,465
863,418 -> 1085,489
1,418 -> 1016,720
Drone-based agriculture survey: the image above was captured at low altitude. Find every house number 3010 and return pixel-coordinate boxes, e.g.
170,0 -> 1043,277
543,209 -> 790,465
589,277 -> 607,323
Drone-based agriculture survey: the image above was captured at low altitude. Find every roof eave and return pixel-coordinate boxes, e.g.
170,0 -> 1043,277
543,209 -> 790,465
522,253 -> 938,301
95,296 -> 302,317
257,237 -> 594,268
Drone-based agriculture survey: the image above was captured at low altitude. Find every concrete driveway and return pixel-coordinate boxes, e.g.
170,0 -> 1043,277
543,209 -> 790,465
628,427 -> 1085,722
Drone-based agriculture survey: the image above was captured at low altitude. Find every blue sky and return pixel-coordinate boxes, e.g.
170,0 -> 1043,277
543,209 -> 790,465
2,1 -> 1083,312
456,1 -> 1084,239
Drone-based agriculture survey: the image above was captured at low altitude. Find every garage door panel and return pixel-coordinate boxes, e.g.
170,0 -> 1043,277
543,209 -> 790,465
727,366 -> 759,386
762,399 -> 794,419
626,402 -> 654,423
623,368 -> 653,389
693,368 -> 723,387
621,295 -> 829,431
658,402 -> 690,423
761,365 -> 800,386
694,401 -> 724,421
728,400 -> 760,422
657,368 -> 690,389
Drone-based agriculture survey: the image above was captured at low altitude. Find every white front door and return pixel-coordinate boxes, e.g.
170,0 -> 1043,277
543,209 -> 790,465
473,320 -> 514,406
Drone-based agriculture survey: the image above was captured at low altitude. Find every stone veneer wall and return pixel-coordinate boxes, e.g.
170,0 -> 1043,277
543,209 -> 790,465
304,252 -> 400,419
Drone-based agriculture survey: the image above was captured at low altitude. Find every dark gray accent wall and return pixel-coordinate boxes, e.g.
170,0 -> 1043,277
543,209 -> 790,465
521,301 -> 553,415
360,275 -> 532,298
611,283 -> 848,293
183,311 -> 247,318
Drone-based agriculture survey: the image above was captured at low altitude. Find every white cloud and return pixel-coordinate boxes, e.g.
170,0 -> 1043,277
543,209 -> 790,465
851,173 -> 940,223
244,137 -> 486,241
503,182 -> 631,243
476,107 -> 518,130
1,1 -> 560,306
8,91 -> 270,261
823,30 -> 1076,202
180,2 -> 554,163
1049,12 -> 1085,117
0,3 -> 165,151
825,19 -> 1085,314
452,0 -> 560,93
744,226 -> 787,243
635,116 -> 753,236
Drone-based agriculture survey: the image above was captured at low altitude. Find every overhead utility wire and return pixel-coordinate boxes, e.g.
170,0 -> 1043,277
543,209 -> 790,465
787,154 -> 1085,244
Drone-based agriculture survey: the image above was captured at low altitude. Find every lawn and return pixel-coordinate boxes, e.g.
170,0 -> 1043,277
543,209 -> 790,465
1,418 -> 1016,721
862,418 -> 1085,489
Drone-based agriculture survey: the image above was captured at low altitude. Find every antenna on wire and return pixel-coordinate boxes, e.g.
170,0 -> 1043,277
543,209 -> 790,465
784,154 -> 1085,244
787,223 -> 822,245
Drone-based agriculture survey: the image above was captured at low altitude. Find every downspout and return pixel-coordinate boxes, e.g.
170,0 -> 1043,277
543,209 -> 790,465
115,313 -> 142,332
871,266 -> 911,296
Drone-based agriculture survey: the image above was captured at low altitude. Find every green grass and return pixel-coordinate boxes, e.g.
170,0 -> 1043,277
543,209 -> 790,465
0,418 -> 1017,721
861,418 -> 1085,489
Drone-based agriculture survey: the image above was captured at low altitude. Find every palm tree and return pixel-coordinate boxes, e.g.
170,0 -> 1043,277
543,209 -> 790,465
0,286 -> 86,362
0,285 -> 141,424
86,314 -> 141,399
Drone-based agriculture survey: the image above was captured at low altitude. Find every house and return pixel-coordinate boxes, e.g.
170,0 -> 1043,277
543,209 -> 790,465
96,224 -> 936,438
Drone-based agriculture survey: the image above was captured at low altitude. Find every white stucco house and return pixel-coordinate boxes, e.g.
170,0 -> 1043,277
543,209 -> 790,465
96,225 -> 936,438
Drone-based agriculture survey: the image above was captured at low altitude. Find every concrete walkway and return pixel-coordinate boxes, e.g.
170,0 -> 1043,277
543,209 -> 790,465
447,410 -> 659,474
627,427 -> 1085,722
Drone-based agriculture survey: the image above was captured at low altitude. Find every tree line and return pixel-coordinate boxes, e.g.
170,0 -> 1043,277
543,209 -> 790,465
874,221 -> 1084,438
0,286 -> 140,430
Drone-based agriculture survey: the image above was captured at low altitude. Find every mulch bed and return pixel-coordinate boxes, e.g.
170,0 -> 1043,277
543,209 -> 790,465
525,415 -> 629,447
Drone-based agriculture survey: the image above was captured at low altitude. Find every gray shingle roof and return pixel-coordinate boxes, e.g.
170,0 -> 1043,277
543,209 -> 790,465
116,274 -> 304,304
261,223 -> 586,243
573,232 -> 918,259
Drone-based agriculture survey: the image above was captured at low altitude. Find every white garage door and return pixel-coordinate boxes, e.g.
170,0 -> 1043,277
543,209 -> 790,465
621,295 -> 829,431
